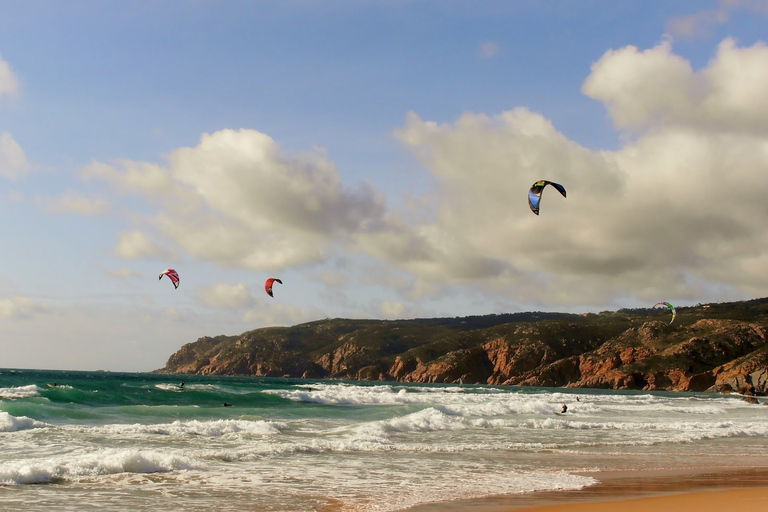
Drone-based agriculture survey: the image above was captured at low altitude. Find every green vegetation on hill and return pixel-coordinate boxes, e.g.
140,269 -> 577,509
158,298 -> 768,395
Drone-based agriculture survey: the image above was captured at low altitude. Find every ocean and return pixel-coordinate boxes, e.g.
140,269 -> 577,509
1,369 -> 768,512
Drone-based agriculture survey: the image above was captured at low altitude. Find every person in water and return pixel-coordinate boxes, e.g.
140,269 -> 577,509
223,402 -> 231,407
179,381 -> 185,389
561,403 -> 568,413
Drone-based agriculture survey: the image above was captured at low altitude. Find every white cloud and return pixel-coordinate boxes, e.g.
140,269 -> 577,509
666,1 -> 768,41
86,129 -> 388,271
0,132 -> 30,179
383,38 -> 768,306
385,108 -> 622,293
83,160 -> 178,198
583,39 -> 768,133
114,230 -> 167,259
0,296 -> 50,319
581,41 -> 695,131
198,282 -> 252,308
666,9 -> 729,40
0,52 -> 19,98
80,39 -> 768,311
0,54 -> 28,180
44,190 -> 111,215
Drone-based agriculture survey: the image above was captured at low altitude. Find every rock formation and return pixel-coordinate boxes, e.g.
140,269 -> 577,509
157,299 -> 768,395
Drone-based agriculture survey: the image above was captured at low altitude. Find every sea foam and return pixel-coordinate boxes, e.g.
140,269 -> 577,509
0,411 -> 48,432
367,407 -> 468,434
0,384 -> 40,399
93,418 -> 284,437
0,448 -> 199,485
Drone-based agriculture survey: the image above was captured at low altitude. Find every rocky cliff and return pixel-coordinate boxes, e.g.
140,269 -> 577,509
157,299 -> 768,395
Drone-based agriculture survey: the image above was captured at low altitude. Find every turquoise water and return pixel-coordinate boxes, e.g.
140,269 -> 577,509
2,369 -> 768,511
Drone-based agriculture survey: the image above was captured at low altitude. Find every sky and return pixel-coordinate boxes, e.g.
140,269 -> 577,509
2,1 -> 768,372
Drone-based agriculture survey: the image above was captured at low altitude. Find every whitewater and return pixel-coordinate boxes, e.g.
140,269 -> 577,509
1,369 -> 767,512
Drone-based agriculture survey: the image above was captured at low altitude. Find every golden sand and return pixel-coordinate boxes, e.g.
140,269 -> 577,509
498,466 -> 768,512
403,466 -> 768,512
510,487 -> 768,512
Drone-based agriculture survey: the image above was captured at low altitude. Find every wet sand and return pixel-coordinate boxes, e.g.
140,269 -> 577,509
403,466 -> 768,512
509,487 -> 768,512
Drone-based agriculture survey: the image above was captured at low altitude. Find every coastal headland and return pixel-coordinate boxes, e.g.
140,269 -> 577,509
157,297 -> 768,395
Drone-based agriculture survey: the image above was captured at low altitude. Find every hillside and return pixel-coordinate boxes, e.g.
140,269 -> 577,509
156,298 -> 768,395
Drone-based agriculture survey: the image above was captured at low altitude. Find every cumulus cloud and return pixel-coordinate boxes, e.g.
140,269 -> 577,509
198,282 -> 252,308
384,38 -> 768,306
582,39 -> 768,133
82,39 -> 768,310
0,296 -> 50,319
44,190 -> 111,215
382,107 -> 622,298
0,52 -> 19,98
0,132 -> 30,179
85,129 -> 387,271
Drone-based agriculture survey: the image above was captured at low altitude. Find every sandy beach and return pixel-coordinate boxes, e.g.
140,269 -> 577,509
404,465 -> 768,512
508,487 -> 768,512
508,466 -> 768,512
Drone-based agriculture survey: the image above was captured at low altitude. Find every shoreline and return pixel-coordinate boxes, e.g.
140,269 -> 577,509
402,465 -> 768,512
507,487 -> 768,512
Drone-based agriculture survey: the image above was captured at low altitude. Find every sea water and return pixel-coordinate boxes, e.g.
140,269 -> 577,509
1,369 -> 768,511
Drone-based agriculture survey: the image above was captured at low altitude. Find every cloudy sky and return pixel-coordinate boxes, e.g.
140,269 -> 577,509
2,1 -> 768,372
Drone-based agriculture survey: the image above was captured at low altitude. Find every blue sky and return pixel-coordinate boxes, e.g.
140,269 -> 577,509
2,0 -> 768,371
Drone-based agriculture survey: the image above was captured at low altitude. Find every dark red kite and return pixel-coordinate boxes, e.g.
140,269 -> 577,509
265,278 -> 282,297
